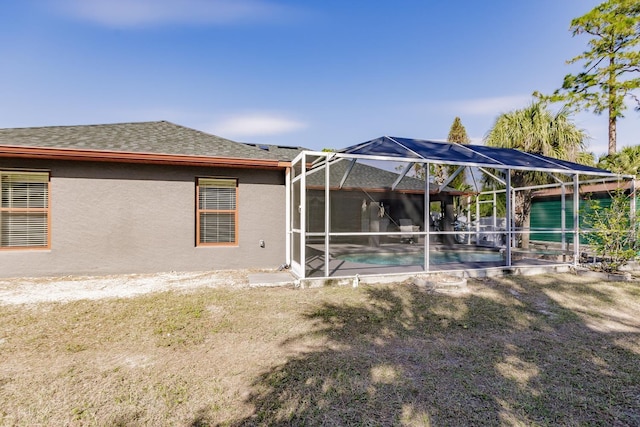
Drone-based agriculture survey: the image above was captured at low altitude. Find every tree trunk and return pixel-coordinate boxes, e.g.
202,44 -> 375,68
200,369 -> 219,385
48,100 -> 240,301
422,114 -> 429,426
522,211 -> 531,249
443,196 -> 456,246
608,110 -> 616,155
608,57 -> 617,155
514,189 -> 532,249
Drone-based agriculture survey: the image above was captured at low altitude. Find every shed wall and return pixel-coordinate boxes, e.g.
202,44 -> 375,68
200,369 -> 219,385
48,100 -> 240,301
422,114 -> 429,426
530,195 -> 611,244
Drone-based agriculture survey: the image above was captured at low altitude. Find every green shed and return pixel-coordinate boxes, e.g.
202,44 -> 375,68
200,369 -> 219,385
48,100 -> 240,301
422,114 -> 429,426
530,181 -> 636,245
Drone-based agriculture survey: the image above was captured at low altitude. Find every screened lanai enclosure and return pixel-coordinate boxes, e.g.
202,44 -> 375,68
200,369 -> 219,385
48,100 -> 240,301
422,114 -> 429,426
287,136 -> 633,279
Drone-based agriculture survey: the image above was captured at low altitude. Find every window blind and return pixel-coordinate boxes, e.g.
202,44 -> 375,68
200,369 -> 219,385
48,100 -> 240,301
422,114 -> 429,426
197,178 -> 237,245
0,171 -> 49,248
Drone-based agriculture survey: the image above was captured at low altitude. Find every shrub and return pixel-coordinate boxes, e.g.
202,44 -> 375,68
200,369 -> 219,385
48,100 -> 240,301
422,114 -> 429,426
583,189 -> 639,273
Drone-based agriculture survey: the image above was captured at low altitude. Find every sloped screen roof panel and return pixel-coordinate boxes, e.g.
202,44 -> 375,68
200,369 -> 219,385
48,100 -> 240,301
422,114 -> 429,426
527,153 -> 612,174
392,137 -> 500,165
467,145 -> 562,168
344,137 -> 422,159
343,137 -> 505,167
340,136 -> 615,175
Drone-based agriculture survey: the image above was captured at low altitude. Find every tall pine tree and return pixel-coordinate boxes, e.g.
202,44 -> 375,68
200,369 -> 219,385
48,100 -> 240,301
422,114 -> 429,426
536,0 -> 640,154
446,117 -> 470,189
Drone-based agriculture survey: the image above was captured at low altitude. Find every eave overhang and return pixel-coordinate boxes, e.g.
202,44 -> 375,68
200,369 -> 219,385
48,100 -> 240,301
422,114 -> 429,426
532,179 -> 638,198
0,145 -> 290,170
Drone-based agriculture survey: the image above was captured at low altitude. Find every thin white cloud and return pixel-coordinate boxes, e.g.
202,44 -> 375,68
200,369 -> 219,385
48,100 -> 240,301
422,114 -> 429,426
211,113 -> 307,137
450,95 -> 532,116
49,0 -> 297,28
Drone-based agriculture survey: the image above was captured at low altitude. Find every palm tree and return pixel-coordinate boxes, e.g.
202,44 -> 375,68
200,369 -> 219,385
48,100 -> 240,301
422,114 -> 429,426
597,145 -> 640,176
484,102 -> 589,247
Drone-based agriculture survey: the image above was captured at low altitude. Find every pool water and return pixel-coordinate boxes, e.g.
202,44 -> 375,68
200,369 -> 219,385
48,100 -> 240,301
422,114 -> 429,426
336,250 -> 503,265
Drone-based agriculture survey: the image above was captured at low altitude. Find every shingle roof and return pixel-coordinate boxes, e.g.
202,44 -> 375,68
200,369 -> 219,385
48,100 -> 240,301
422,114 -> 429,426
306,158 -> 460,194
0,121 -> 288,161
242,143 -> 306,161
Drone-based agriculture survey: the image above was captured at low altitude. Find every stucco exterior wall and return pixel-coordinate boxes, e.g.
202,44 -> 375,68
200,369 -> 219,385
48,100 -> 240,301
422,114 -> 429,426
0,159 -> 287,277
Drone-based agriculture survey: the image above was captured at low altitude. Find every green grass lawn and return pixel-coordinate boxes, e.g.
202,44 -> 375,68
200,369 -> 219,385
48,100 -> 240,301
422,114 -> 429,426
1,274 -> 639,426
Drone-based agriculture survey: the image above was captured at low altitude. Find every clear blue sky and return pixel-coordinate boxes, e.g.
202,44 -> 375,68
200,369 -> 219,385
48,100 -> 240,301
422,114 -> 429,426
1,0 -> 637,157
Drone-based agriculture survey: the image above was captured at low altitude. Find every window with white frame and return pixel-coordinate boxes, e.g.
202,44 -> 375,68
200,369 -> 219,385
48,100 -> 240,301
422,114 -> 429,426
197,178 -> 238,245
0,171 -> 50,249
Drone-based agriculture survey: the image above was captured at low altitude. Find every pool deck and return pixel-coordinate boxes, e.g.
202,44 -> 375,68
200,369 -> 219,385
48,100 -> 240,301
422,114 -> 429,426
303,243 -> 572,279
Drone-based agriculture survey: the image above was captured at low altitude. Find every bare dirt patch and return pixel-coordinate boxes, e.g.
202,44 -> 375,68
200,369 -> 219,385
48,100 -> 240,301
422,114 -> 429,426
0,270 -> 252,305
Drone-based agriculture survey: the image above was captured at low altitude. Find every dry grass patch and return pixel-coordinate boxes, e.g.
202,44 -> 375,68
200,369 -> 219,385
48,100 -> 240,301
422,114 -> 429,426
1,274 -> 639,425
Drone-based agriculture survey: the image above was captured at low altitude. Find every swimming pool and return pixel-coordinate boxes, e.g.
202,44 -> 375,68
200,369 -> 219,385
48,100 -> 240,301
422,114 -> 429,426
335,250 -> 503,266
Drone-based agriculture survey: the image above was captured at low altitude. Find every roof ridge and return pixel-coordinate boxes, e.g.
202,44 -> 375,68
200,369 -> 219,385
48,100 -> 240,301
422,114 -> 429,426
161,121 -> 240,143
0,120 -> 169,132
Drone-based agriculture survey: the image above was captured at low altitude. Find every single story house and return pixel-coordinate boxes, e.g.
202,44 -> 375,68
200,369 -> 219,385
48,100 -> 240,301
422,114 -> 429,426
0,121 -> 301,278
2,121 -> 626,279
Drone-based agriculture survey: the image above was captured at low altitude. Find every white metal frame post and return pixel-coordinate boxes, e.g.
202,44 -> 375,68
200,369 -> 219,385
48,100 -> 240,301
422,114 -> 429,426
466,195 -> 472,245
493,192 -> 497,236
631,179 -> 637,247
573,174 -> 580,265
299,153 -> 307,279
561,182 -> 566,251
424,162 -> 430,272
505,170 -> 512,267
324,155 -> 331,278
475,194 -> 481,244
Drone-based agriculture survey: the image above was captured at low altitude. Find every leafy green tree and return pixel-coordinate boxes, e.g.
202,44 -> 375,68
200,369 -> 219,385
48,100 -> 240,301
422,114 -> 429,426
484,102 -> 588,247
536,0 -> 640,155
597,144 -> 640,176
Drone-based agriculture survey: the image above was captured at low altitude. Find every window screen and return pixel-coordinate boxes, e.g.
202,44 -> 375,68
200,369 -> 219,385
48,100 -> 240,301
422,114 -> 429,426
0,171 -> 50,248
197,178 -> 238,245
